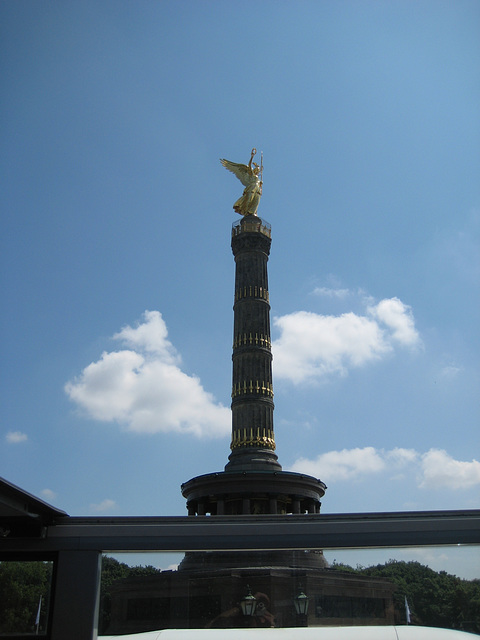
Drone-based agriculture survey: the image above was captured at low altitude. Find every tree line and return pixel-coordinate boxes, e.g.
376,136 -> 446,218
330,559 -> 480,633
1,557 -> 478,635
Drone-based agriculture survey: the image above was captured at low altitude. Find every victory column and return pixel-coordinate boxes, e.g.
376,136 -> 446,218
181,149 -> 327,519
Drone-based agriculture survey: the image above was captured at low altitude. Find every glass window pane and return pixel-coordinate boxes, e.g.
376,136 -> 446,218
99,545 -> 479,635
0,560 -> 54,636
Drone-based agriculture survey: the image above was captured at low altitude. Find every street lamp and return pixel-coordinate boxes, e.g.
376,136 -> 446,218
294,587 -> 309,626
240,585 -> 257,617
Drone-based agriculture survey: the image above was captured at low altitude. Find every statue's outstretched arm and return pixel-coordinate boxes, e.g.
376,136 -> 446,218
248,147 -> 257,171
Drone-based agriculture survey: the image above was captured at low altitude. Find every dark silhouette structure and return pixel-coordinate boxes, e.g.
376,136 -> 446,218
181,216 -> 326,519
105,214 -> 398,633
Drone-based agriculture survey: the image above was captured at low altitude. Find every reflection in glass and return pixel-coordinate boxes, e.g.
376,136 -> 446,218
99,546 -> 479,635
0,560 -> 54,636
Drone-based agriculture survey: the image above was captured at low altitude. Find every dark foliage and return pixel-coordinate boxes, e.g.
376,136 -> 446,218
330,559 -> 480,632
99,555 -> 161,634
0,560 -> 53,635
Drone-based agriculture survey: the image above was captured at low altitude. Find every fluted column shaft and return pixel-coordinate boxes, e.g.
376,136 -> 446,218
226,217 -> 280,471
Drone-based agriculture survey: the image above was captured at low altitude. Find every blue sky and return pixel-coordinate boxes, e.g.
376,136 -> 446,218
1,2 -> 479,575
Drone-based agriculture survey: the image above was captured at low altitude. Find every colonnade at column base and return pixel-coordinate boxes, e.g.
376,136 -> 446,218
181,469 -> 326,517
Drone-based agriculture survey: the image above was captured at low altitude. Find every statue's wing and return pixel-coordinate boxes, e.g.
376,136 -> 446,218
220,159 -> 251,187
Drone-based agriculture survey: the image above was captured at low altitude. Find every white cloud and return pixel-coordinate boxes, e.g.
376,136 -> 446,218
5,431 -> 28,444
41,488 -> 57,502
385,447 -> 419,466
90,499 -> 117,513
290,447 -> 386,481
312,286 -> 351,299
396,547 -> 449,566
368,297 -> 420,347
420,449 -> 480,490
65,311 -> 230,438
273,297 -> 421,384
440,364 -> 462,379
114,310 -> 179,363
289,446 -> 480,491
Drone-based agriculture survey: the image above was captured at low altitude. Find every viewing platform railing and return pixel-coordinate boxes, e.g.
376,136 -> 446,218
232,216 -> 271,238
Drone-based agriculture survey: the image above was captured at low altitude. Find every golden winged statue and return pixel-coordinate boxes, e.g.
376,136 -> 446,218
220,148 -> 263,216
